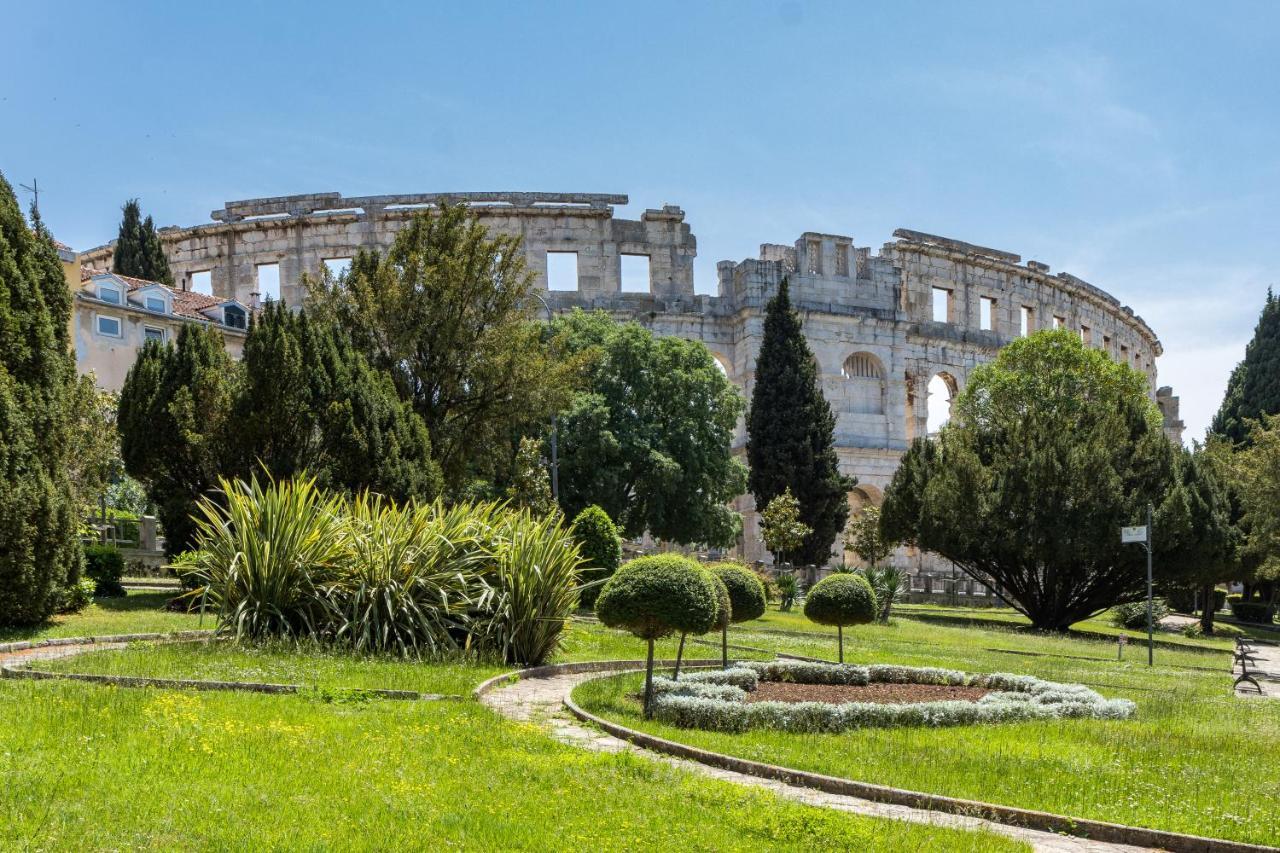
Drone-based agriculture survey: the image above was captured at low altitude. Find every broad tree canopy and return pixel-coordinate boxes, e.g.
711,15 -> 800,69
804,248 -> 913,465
881,330 -> 1176,631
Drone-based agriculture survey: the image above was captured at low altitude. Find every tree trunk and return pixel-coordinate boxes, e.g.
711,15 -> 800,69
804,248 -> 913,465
672,633 -> 686,680
721,623 -> 729,669
1199,583 -> 1216,635
643,637 -> 655,719
837,624 -> 844,664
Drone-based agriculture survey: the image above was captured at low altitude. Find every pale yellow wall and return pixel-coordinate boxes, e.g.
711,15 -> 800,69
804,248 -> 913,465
74,299 -> 245,392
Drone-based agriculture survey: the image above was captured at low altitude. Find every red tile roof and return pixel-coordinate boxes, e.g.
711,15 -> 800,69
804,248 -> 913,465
84,271 -> 245,326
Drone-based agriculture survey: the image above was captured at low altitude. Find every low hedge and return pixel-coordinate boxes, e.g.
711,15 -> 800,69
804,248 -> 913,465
83,545 -> 126,598
650,661 -> 1136,733
1111,598 -> 1169,630
1228,599 -> 1275,624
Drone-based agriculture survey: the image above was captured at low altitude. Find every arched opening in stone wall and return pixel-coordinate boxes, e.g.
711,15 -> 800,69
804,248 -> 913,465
841,352 -> 886,415
709,352 -> 731,379
843,485 -> 884,568
926,372 -> 959,436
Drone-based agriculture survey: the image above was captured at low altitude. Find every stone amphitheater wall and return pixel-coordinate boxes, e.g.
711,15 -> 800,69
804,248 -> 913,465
79,191 -> 1182,566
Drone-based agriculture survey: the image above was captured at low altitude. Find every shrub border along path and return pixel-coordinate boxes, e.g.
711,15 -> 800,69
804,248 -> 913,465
0,633 -> 456,701
477,661 -> 1277,853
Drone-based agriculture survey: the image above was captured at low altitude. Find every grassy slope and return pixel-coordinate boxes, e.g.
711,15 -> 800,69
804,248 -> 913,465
575,610 -> 1280,846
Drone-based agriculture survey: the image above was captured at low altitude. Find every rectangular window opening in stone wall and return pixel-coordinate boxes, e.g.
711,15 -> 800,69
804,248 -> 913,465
257,263 -> 281,303
932,287 -> 951,323
1020,305 -> 1033,337
1080,324 -> 1091,345
620,254 -> 650,293
980,296 -> 996,331
835,244 -> 849,277
1053,314 -> 1066,330
190,270 -> 213,296
547,251 -> 579,292
806,240 -> 823,275
323,257 -> 353,280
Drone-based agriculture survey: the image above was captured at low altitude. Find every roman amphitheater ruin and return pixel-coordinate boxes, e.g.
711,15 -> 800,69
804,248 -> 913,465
80,191 -> 1184,573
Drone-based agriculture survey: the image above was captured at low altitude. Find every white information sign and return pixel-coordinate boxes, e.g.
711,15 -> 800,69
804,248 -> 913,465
1120,526 -> 1148,544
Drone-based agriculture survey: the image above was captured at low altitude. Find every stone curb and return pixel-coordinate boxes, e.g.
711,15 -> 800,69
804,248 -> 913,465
0,632 -> 455,702
481,659 -> 1276,853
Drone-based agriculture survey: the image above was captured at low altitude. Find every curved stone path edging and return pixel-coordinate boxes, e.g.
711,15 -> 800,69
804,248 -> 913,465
478,662 -> 1277,853
0,633 -> 454,701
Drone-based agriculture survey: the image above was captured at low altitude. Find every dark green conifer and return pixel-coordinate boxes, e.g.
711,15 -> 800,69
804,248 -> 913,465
112,199 -> 173,284
1212,289 -> 1280,445
746,279 -> 852,565
0,172 -> 81,625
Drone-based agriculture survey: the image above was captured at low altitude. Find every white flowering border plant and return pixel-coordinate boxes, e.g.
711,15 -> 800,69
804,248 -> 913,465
648,661 -> 1135,733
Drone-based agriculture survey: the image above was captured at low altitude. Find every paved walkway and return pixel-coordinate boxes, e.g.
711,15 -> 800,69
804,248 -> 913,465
480,668 -> 1154,853
0,641 -> 124,668
1236,641 -> 1280,698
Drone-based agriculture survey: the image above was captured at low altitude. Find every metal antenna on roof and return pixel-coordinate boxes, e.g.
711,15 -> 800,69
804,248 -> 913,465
18,178 -> 40,219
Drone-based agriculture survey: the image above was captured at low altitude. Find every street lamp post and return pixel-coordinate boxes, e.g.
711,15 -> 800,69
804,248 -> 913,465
530,292 -> 560,502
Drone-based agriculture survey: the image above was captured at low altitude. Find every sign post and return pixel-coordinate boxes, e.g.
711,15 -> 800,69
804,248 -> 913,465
1120,506 -> 1155,666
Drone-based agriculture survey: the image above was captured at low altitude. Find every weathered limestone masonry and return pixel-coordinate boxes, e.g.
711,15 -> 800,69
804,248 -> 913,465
79,192 -> 1184,565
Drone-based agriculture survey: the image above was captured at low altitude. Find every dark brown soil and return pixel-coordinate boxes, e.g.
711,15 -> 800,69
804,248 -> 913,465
745,681 -> 991,705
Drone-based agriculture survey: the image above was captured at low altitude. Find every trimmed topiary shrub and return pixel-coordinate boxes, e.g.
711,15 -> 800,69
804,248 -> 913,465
571,505 -> 621,610
1111,598 -> 1170,630
709,562 -> 767,667
56,577 -> 97,614
83,544 -> 126,598
596,555 -> 720,717
803,572 -> 877,662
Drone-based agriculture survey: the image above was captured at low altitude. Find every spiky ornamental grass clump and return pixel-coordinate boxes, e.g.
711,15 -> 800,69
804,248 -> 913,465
570,505 -> 621,610
804,573 -> 877,663
709,562 -> 767,667
190,476 -> 582,664
596,555 -> 720,717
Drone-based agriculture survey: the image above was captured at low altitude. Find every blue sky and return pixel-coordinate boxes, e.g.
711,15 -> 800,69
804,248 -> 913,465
3,1 -> 1277,441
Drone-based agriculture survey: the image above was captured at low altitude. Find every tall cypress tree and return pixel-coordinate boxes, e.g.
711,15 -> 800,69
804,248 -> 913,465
230,302 -> 442,500
746,278 -> 853,565
112,199 -> 173,285
1212,289 -> 1280,445
0,172 -> 81,625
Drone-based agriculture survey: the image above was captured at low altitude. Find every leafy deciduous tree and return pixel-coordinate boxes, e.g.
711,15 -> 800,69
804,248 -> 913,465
759,487 -> 810,570
551,310 -> 746,546
747,279 -> 852,564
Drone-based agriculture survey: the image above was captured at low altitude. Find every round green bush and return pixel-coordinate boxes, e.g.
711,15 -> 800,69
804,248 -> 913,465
804,572 -> 877,627
83,544 -> 127,598
709,562 -> 767,624
571,505 -> 621,609
703,568 -> 732,629
596,555 -> 720,640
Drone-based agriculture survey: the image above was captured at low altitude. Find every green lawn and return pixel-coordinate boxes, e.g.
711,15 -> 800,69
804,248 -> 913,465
575,609 -> 1280,847
1,649 -> 1024,850
0,591 -> 204,643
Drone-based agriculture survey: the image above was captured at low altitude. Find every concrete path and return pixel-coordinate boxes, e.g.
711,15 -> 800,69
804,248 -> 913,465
1236,641 -> 1280,698
479,668 -> 1154,853
0,641 -> 125,667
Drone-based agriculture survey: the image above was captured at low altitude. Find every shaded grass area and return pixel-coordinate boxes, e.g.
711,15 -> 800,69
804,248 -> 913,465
575,612 -> 1280,847
0,679 -> 1026,851
0,592 -> 204,643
